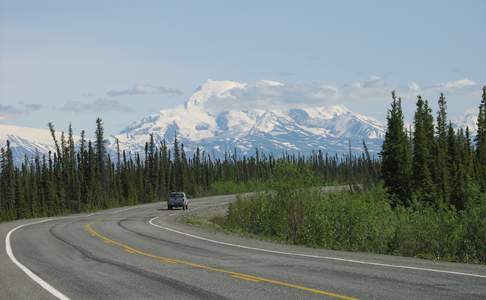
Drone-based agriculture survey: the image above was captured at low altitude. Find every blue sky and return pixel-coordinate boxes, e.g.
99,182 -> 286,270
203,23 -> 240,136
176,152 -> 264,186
1,0 -> 485,135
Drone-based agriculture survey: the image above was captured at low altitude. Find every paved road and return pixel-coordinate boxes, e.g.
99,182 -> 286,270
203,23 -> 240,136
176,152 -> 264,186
1,194 -> 485,299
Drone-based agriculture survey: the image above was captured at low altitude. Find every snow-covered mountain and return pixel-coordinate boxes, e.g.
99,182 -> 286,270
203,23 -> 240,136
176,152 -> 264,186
453,110 -> 478,134
0,124 -> 83,164
0,80 -> 389,162
114,80 -> 386,156
0,124 -> 58,163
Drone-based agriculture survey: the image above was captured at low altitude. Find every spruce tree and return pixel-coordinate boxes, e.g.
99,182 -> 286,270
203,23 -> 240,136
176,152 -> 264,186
412,96 -> 435,205
173,136 -> 184,191
95,118 -> 106,175
1,141 -> 16,220
95,118 -> 107,206
435,93 -> 449,203
381,91 -> 412,206
475,86 -> 486,190
447,124 -> 467,209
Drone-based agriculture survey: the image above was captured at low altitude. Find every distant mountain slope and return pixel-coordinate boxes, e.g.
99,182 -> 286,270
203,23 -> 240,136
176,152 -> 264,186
114,80 -> 386,156
0,80 -> 387,161
3,80 -> 480,162
0,124 -> 57,163
453,110 -> 478,134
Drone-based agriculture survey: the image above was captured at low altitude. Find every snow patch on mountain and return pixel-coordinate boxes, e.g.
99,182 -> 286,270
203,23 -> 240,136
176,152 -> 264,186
453,109 -> 478,134
114,80 -> 386,156
185,79 -> 247,109
1,80 -> 389,161
0,124 -> 66,162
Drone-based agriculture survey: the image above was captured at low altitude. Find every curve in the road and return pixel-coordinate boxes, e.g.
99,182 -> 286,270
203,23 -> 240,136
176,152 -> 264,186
5,219 -> 70,300
149,216 -> 486,279
4,205 -> 145,300
85,222 -> 358,300
3,196 -> 486,300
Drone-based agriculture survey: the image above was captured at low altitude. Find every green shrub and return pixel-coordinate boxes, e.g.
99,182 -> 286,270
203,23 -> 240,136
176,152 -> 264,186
223,184 -> 486,264
203,180 -> 268,196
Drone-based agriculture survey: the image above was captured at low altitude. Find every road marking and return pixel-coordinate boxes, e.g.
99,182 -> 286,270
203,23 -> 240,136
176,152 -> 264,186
149,217 -> 486,279
3,205 -> 146,300
5,219 -> 70,300
159,258 -> 178,264
231,274 -> 261,282
85,223 -> 357,300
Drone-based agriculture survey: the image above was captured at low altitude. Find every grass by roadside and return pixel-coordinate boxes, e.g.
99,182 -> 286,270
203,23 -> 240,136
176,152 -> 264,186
220,187 -> 486,265
181,201 -> 299,247
183,187 -> 486,265
182,164 -> 486,265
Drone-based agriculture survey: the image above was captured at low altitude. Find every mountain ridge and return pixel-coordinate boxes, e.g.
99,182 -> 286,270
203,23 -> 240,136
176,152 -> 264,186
113,80 -> 385,156
1,80 -> 479,162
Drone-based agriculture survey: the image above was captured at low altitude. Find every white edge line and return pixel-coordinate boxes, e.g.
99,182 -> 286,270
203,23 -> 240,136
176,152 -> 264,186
5,219 -> 70,300
4,204 -> 142,299
149,216 -> 486,279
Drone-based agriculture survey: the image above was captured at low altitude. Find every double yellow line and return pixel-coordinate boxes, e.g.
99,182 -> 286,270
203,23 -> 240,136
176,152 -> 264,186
85,223 -> 357,300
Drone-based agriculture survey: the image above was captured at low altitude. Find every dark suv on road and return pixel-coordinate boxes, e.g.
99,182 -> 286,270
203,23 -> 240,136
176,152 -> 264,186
167,192 -> 188,210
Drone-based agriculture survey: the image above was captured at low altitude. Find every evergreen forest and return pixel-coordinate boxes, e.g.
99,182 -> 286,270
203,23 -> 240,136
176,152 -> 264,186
1,86 -> 485,263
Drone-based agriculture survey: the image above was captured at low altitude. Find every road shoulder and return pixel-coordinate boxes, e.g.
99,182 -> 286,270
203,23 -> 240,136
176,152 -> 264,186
159,198 -> 486,278
0,219 -> 56,300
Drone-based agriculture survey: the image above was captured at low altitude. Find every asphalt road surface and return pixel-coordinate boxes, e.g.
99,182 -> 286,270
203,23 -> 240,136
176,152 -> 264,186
1,194 -> 485,299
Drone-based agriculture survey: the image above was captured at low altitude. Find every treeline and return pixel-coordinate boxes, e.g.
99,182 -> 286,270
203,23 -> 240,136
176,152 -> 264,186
0,117 -> 379,222
221,87 -> 486,263
382,86 -> 486,209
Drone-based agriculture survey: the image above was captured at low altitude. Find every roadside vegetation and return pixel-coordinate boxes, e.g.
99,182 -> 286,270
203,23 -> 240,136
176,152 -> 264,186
223,168 -> 485,264
222,86 -> 486,264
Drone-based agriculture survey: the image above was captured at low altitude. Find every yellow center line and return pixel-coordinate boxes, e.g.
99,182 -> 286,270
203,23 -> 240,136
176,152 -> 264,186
159,258 -> 179,264
85,223 -> 358,300
231,274 -> 261,283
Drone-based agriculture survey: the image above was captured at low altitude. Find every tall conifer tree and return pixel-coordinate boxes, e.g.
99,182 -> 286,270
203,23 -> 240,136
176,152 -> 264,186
381,91 -> 412,206
412,96 -> 435,204
475,86 -> 486,190
435,93 -> 449,202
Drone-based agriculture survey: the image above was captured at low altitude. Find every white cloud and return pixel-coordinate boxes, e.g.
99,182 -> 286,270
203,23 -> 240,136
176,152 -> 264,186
0,105 -> 19,118
310,85 -> 339,101
427,78 -> 477,92
183,77 -> 481,114
107,84 -> 183,97
361,75 -> 384,88
187,78 -> 390,113
258,80 -> 284,87
0,103 -> 43,121
444,78 -> 476,91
